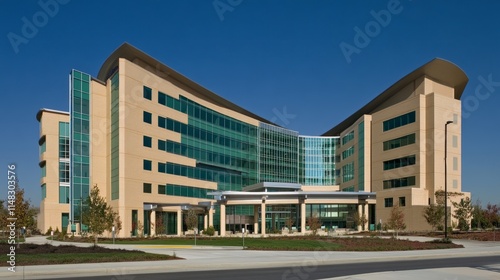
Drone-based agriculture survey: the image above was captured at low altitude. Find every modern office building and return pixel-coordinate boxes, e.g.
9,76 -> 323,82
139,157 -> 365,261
37,43 -> 470,236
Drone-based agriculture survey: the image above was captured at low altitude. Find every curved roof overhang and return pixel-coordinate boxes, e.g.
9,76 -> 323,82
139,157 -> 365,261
97,43 -> 274,125
323,58 -> 468,136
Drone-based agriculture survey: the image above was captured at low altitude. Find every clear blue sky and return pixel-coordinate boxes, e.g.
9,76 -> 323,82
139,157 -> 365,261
1,0 -> 499,208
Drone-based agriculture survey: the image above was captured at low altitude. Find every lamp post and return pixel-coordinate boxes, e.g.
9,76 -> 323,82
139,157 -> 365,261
444,120 -> 453,240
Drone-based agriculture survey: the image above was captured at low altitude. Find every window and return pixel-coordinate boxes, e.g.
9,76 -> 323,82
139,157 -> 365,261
41,165 -> 46,177
383,155 -> 416,170
452,135 -> 458,148
158,185 -> 166,194
453,157 -> 458,171
41,184 -> 46,200
342,162 -> 354,183
342,146 -> 355,160
399,197 -> 406,207
383,111 -> 416,131
453,179 -> 458,189
342,131 -> 354,145
383,134 -> 416,151
143,86 -> 152,100
143,136 -> 152,148
383,176 -> 416,189
143,183 -> 152,193
143,159 -> 152,171
40,140 -> 46,154
59,186 -> 69,204
143,111 -> 152,124
384,198 -> 393,208
453,114 -> 458,124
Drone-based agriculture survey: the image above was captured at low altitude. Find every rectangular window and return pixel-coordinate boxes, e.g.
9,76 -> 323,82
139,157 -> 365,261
143,183 -> 152,193
383,133 -> 416,151
342,131 -> 354,145
399,197 -> 406,207
384,198 -> 393,208
41,184 -> 46,200
453,114 -> 458,125
143,86 -> 152,100
40,140 -> 46,154
342,162 -> 354,183
383,176 -> 416,189
383,111 -> 416,131
342,146 -> 355,160
143,159 -> 152,171
143,111 -> 152,124
453,157 -> 458,171
452,135 -> 458,148
158,185 -> 166,194
383,155 -> 416,170
59,186 -> 69,204
453,179 -> 458,189
143,136 -> 152,148
41,165 -> 46,177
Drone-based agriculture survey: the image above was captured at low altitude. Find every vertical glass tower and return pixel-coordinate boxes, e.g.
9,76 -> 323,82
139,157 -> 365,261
69,70 -> 91,227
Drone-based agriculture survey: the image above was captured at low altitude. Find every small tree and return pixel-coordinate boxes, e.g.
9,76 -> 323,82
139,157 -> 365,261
452,197 -> 473,231
388,204 -> 406,238
82,184 -> 120,246
484,203 -> 500,228
352,213 -> 368,231
306,212 -> 321,236
184,208 -> 198,233
423,203 -> 445,231
471,199 -> 486,229
284,216 -> 295,234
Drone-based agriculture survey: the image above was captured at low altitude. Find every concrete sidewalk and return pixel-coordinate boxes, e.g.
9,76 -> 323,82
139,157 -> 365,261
1,236 -> 499,279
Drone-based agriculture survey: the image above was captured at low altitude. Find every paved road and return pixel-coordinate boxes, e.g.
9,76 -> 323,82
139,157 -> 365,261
52,255 -> 500,280
2,235 -> 499,280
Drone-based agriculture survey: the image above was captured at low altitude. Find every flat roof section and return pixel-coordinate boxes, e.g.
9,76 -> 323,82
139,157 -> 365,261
36,108 -> 70,122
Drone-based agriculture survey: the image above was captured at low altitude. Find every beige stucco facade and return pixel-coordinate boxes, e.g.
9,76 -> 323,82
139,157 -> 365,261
37,109 -> 70,233
37,43 -> 471,236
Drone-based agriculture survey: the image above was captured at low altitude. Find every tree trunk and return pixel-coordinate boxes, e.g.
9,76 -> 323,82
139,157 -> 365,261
94,235 -> 98,247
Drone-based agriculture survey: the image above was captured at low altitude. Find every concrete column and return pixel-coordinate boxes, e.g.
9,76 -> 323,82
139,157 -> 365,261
150,210 -> 156,237
176,209 -> 182,236
357,204 -> 362,232
300,202 -> 306,234
220,204 -> 226,236
253,205 -> 259,234
209,208 -> 214,227
363,203 -> 369,231
260,201 -> 266,236
203,212 -> 208,230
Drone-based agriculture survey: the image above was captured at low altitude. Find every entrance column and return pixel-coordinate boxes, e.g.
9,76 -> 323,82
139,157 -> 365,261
176,209 -> 182,236
357,204 -> 362,232
209,208 -> 214,227
220,204 -> 226,236
203,212 -> 208,230
253,205 -> 259,234
150,210 -> 156,237
300,202 -> 306,234
363,202 -> 369,231
261,200 -> 266,236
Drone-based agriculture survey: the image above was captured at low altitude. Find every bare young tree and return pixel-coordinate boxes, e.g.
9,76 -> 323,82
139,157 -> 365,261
388,204 -> 406,238
307,212 -> 321,236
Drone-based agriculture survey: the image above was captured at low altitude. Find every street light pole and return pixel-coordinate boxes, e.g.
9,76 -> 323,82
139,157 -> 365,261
444,120 -> 453,240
